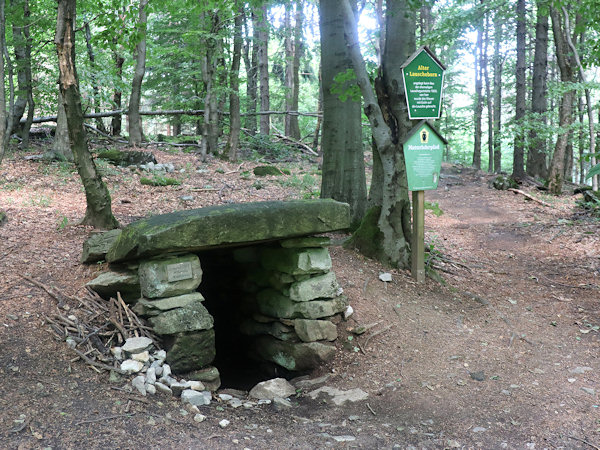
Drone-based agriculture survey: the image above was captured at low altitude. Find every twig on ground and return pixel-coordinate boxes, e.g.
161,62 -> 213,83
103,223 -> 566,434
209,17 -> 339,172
74,414 -> 135,426
366,403 -> 377,416
567,436 -> 600,450
70,347 -> 126,374
363,324 -> 395,348
507,188 -> 552,207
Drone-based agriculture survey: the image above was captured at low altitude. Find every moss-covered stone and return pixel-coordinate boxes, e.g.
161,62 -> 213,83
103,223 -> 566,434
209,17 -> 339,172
288,272 -> 339,302
239,319 -> 299,341
253,165 -> 289,176
81,229 -> 122,263
253,336 -> 335,371
164,329 -> 216,373
294,319 -> 337,342
97,149 -> 157,166
106,200 -> 350,263
260,247 -> 332,275
256,289 -> 347,319
148,302 -> 213,335
132,292 -> 205,317
138,254 -> 202,298
279,236 -> 330,248
86,270 -> 140,303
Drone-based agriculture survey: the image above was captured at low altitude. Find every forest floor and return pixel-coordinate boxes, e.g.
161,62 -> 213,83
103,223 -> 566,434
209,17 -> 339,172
0,140 -> 599,449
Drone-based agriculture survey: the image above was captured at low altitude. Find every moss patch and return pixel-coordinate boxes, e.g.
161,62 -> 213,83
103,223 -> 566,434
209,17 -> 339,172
140,176 -> 181,186
253,165 -> 291,176
344,206 -> 385,262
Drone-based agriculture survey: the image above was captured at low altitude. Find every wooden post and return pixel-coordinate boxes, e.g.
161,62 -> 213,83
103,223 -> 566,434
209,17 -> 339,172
411,190 -> 425,283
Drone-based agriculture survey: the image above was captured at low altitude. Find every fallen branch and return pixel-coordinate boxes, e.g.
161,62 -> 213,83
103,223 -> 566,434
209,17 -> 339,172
567,436 -> 600,450
507,188 -> 553,207
363,323 -> 395,348
272,133 -> 318,156
70,347 -> 126,375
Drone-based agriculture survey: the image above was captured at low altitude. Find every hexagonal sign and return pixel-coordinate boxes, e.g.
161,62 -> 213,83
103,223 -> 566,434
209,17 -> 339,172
401,46 -> 446,120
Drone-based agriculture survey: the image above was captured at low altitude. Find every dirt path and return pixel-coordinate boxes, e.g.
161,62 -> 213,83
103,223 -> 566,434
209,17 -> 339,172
1,155 -> 598,448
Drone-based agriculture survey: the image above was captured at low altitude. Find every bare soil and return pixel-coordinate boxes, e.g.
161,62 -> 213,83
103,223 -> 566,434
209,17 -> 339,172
0,145 -> 599,449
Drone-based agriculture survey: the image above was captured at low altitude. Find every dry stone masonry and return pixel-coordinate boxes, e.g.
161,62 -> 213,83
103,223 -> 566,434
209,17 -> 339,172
85,199 -> 351,385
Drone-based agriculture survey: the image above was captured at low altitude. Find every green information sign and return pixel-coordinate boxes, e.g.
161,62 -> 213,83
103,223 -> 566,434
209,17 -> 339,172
401,46 -> 446,120
403,121 -> 446,191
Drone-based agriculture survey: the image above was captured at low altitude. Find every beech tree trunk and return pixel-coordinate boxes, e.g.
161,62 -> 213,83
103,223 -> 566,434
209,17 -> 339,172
342,0 -> 414,268
48,89 -> 72,161
483,9 -> 493,173
257,5 -> 270,136
128,0 -> 149,146
284,2 -> 302,140
55,0 -> 118,229
111,41 -> 124,136
472,1 -> 483,170
243,10 -> 258,135
547,6 -> 575,195
0,0 -> 7,165
526,1 -> 549,179
226,5 -> 243,162
492,13 -> 502,172
84,22 -> 108,134
513,0 -> 527,179
199,10 -> 221,160
319,0 -> 366,227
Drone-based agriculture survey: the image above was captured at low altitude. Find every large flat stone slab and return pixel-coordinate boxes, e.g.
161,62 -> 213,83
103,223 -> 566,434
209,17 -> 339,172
106,200 -> 350,263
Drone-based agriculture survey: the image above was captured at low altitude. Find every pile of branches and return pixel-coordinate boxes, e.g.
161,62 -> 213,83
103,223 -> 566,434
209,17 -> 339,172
23,275 -> 159,374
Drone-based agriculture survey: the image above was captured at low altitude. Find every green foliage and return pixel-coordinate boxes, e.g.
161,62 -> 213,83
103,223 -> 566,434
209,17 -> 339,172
424,201 -> 444,216
253,165 -> 290,176
56,216 -> 69,231
140,175 -> 181,186
242,133 -> 295,159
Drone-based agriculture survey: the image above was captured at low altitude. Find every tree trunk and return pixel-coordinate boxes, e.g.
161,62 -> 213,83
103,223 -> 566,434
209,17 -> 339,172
472,1 -> 483,170
319,0 -> 367,227
526,1 -> 549,179
243,10 -> 258,135
199,10 -> 221,160
547,6 -> 574,195
226,4 -> 243,162
55,0 -> 118,229
342,0 -> 414,268
84,22 -> 108,134
111,41 -> 125,136
9,0 -> 33,142
284,2 -> 303,140
48,89 -> 72,161
312,66 -> 323,153
483,8 -> 493,173
257,5 -> 270,136
128,0 -> 149,146
513,0 -> 527,179
0,0 -> 7,165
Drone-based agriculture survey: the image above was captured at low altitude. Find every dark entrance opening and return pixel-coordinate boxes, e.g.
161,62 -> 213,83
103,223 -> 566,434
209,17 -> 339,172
197,247 -> 294,390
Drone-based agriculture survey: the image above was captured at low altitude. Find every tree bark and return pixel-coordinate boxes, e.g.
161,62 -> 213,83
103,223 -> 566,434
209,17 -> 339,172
48,89 -> 72,161
526,1 -> 549,179
243,9 -> 258,135
483,9 -> 493,173
492,12 -> 503,173
342,0 -> 413,268
128,0 -> 149,146
84,21 -> 108,134
512,0 -> 527,179
55,0 -> 118,229
319,0 -> 367,227
111,39 -> 125,136
257,5 -> 270,136
226,5 -> 243,162
547,6 -> 574,195
284,2 -> 302,140
472,0 -> 483,170
0,0 -> 7,165
199,10 -> 221,160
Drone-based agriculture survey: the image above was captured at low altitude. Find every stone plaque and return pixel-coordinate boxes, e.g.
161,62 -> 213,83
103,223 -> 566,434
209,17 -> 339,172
166,261 -> 194,282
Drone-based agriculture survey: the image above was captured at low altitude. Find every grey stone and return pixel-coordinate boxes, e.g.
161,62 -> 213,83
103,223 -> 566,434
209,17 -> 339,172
185,366 -> 221,392
122,336 -> 154,354
162,363 -> 172,378
582,387 -> 596,395
379,272 -> 392,282
132,351 -> 150,363
272,397 -> 293,409
279,236 -> 331,248
154,350 -> 167,361
146,384 -> 156,395
86,270 -> 140,303
308,386 -> 368,405
261,247 -> 332,275
239,319 -> 298,342
146,367 -> 156,384
164,329 -> 216,373
332,436 -> 356,443
155,382 -> 172,395
133,292 -> 205,317
218,393 -> 233,401
139,254 -> 202,299
257,291 -> 347,319
472,427 -> 487,433
107,200 -> 350,263
81,229 -> 122,263
120,359 -> 144,374
291,374 -> 332,390
219,419 -> 230,428
570,366 -> 593,374
193,414 -> 207,423
188,381 -> 205,391
294,319 -> 337,342
288,272 -> 339,302
181,389 -> 211,406
249,378 -> 296,400
148,302 -> 213,335
132,375 -> 147,396
170,381 -> 190,396
253,336 -> 336,371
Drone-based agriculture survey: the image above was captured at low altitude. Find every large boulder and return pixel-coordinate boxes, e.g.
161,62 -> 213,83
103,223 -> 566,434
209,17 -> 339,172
165,329 -> 216,373
148,302 -> 213,335
106,200 -> 350,263
138,254 -> 202,299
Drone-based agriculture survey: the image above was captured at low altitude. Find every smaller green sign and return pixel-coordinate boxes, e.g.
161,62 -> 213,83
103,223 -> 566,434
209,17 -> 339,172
403,121 -> 446,191
401,47 -> 446,120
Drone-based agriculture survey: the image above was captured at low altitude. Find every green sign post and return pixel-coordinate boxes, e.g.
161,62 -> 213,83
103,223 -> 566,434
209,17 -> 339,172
403,121 -> 447,283
401,46 -> 446,120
